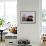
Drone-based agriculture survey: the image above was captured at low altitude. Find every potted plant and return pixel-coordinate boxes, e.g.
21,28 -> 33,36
0,18 -> 5,27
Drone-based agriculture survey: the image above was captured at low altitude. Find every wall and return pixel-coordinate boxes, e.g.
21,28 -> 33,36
17,0 -> 42,46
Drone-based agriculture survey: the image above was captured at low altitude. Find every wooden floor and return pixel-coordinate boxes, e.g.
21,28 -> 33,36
0,41 -> 46,46
0,41 -> 5,46
41,42 -> 46,46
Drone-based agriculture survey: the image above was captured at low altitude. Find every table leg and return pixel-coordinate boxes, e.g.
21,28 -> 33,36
1,32 -> 2,42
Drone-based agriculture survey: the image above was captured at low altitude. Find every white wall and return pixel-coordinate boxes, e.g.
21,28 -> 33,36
17,0 -> 42,46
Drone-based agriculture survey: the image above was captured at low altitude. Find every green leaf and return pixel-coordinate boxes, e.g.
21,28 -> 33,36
0,18 -> 5,27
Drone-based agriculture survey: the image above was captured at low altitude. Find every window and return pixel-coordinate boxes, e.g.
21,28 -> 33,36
42,0 -> 46,26
5,1 -> 17,26
42,0 -> 46,21
42,0 -> 46,33
0,1 -> 4,18
0,0 -> 17,27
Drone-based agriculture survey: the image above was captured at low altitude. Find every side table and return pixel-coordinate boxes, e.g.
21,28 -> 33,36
0,30 -> 3,42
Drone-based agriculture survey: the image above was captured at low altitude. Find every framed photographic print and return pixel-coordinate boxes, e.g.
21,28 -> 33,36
20,11 -> 36,24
